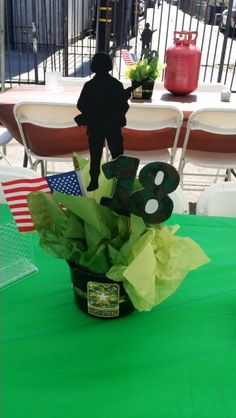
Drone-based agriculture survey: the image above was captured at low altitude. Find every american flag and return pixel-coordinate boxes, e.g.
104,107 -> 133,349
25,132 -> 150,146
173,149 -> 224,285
1,171 -> 83,232
121,49 -> 137,66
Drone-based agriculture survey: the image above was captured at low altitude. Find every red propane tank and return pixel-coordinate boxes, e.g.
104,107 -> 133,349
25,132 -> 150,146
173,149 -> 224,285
164,31 -> 201,95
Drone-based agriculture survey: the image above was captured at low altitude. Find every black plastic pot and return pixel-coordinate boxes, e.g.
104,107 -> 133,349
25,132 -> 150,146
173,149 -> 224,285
132,81 -> 155,100
67,261 -> 134,319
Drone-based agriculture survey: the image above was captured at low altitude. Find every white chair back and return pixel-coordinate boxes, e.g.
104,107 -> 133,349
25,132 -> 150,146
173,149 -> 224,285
178,107 -> 236,189
170,187 -> 189,214
187,108 -> 236,135
126,104 -> 183,131
124,104 -> 183,164
14,101 -> 79,128
13,101 -> 89,174
196,181 -> 236,217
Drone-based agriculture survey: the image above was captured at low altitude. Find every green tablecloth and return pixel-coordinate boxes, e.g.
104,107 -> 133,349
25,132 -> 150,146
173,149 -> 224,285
2,205 -> 236,418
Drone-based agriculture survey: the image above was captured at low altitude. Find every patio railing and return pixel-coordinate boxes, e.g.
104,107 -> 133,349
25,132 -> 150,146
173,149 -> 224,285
1,0 -> 235,91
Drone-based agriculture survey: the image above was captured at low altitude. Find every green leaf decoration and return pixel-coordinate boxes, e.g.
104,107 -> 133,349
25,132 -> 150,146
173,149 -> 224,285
28,191 -> 67,232
125,55 -> 166,83
52,192 -> 120,239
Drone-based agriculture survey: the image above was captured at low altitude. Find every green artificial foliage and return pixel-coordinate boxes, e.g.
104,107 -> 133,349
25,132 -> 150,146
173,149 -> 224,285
125,56 -> 166,83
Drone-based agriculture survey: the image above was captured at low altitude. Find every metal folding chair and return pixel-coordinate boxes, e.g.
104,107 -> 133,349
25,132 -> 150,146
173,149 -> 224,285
13,101 -> 90,175
122,104 -> 183,166
178,107 -> 236,190
196,181 -> 236,217
0,127 -> 13,165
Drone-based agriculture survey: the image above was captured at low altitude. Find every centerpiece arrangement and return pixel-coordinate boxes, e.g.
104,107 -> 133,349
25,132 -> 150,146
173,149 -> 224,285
125,52 -> 166,100
25,153 -> 210,319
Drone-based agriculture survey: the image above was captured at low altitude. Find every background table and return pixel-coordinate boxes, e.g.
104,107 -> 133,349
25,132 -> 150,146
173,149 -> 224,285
2,205 -> 236,418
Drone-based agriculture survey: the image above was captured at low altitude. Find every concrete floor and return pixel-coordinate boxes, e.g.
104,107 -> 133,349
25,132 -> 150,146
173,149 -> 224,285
1,137 -> 234,214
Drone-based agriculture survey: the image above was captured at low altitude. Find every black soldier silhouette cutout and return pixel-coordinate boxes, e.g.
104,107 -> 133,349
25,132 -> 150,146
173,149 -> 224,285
140,23 -> 157,51
75,52 -> 146,191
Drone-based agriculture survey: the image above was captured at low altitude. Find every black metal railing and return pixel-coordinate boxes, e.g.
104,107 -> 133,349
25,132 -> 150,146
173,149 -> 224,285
2,0 -> 235,91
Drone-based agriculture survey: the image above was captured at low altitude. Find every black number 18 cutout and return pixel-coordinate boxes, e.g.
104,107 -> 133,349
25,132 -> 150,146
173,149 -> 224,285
100,155 -> 180,224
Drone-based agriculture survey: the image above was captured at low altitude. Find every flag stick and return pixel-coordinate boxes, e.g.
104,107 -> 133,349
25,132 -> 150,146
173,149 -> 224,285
73,154 -> 87,196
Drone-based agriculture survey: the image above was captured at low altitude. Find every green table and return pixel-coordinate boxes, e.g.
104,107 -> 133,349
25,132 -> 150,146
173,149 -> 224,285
2,205 -> 236,418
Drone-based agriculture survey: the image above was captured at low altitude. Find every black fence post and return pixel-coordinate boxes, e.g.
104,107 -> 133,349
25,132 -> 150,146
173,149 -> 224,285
31,0 -> 38,84
217,0 -> 234,85
0,0 -> 5,91
132,0 -> 139,38
96,0 -> 112,53
63,0 -> 68,76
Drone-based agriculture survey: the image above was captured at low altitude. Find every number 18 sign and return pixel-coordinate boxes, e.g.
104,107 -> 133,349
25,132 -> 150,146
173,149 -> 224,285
100,155 -> 180,224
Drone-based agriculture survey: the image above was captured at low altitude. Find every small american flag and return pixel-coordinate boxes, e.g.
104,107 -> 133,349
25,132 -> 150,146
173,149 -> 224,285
121,49 -> 137,66
2,171 -> 83,232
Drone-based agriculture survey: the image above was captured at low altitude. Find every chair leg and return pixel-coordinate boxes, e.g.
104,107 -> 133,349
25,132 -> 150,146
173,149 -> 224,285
40,161 -> 45,176
0,150 -> 11,165
32,159 -> 43,174
23,151 -> 28,167
224,169 -> 231,182
42,161 -> 47,176
2,144 -> 7,155
179,162 -> 185,189
214,169 -> 221,183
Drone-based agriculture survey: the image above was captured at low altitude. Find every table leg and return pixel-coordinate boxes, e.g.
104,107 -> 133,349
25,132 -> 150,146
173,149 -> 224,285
23,151 -> 28,167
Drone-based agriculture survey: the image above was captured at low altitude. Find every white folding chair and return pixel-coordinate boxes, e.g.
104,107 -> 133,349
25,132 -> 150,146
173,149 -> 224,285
0,127 -> 13,165
0,166 -> 39,203
122,104 -> 183,165
13,101 -> 90,175
178,108 -> 236,190
170,186 -> 189,214
196,181 -> 236,217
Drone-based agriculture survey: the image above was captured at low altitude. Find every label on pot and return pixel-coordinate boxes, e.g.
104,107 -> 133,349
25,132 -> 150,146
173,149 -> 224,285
87,281 -> 120,317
